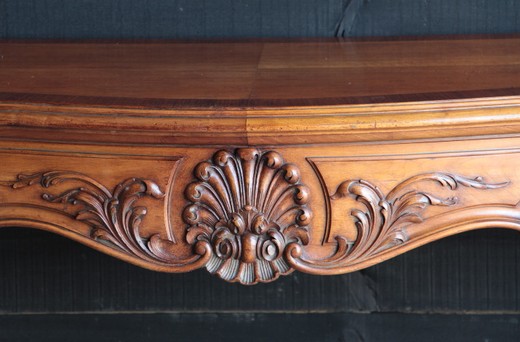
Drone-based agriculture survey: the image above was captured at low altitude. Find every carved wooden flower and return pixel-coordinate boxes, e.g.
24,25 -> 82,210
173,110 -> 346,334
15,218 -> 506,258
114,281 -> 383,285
183,148 -> 311,284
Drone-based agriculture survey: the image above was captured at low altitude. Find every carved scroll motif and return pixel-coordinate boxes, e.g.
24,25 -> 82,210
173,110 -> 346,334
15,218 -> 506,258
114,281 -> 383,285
286,172 -> 510,274
183,148 -> 312,284
2,171 -> 208,268
2,152 -> 514,284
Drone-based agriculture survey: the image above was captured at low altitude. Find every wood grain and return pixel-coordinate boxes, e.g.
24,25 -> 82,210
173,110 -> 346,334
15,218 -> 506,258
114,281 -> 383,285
2,38 -> 520,106
2,37 -> 520,284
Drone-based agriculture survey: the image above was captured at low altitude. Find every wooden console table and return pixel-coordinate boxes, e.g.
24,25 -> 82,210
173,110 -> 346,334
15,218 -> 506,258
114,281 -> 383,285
1,37 -> 520,284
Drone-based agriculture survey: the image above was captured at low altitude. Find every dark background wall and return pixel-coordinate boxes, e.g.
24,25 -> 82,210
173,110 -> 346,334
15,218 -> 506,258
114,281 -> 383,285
2,0 -> 520,39
1,1 -> 520,341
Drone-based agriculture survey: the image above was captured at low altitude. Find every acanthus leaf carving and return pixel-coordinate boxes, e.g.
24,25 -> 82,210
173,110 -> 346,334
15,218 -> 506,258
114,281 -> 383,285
3,171 -> 208,267
183,148 -> 312,285
5,153 -> 512,284
286,172 -> 509,273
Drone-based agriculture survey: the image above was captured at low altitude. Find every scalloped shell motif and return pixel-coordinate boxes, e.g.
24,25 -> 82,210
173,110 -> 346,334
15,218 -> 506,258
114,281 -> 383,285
183,148 -> 312,284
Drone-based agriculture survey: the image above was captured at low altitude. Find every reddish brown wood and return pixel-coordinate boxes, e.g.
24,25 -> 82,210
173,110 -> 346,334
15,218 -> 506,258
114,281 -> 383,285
183,148 -> 311,284
2,38 -> 520,107
2,37 -> 520,284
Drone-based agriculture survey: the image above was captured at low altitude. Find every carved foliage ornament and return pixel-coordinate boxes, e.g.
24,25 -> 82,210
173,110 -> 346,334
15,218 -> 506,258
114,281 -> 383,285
183,148 -> 312,284
286,172 -> 509,273
2,171 -> 202,267
329,173 -> 509,259
1,151 -> 511,284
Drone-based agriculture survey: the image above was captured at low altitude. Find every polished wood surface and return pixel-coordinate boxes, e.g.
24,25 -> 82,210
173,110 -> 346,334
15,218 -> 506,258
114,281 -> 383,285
2,37 -> 520,284
1,38 -> 520,106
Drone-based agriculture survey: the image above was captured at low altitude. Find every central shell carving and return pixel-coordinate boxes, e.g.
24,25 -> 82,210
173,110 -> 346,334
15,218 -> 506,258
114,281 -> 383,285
183,148 -> 311,284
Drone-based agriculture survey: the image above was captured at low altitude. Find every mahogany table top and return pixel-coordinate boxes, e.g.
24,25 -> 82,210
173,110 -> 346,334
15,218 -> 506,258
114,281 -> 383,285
1,37 -> 520,109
